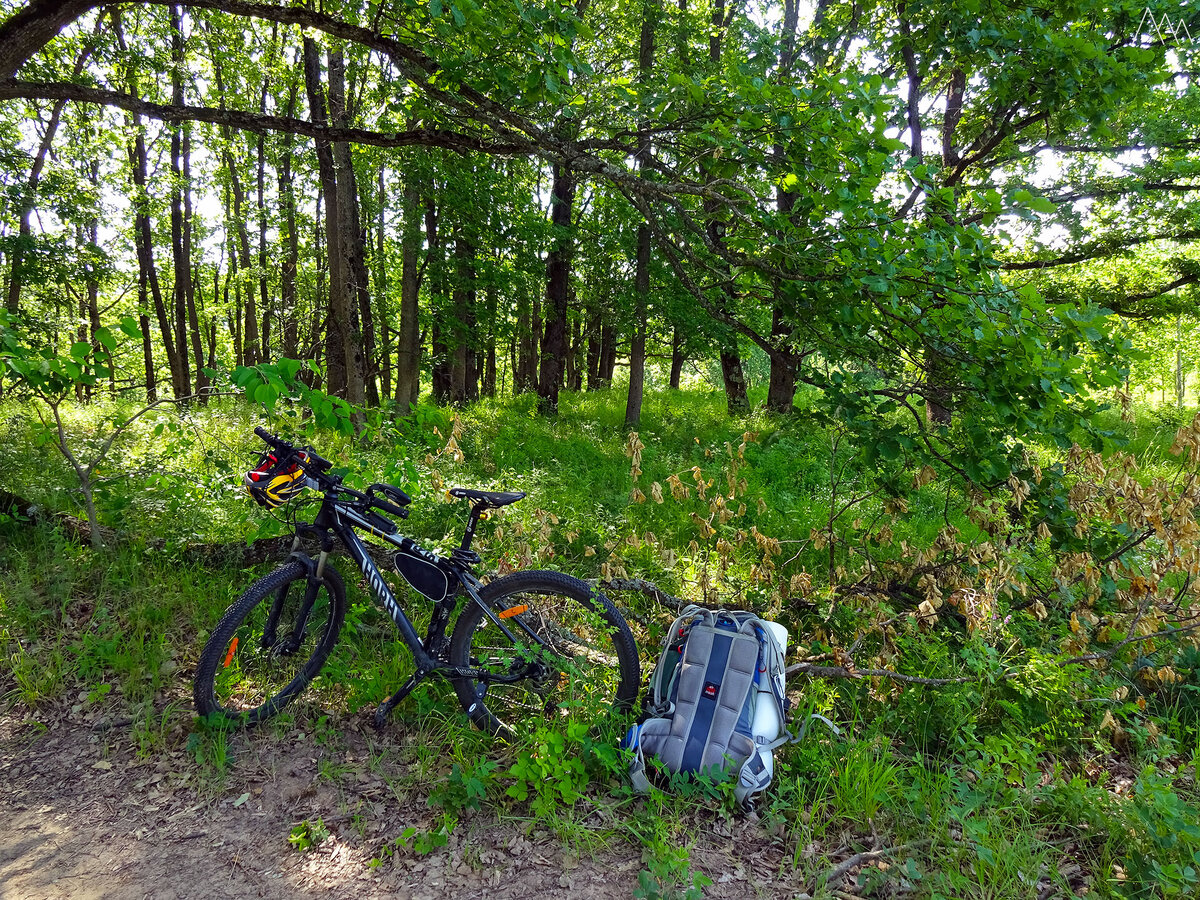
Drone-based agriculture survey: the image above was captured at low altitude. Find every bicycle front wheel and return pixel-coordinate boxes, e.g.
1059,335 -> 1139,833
448,570 -> 640,738
194,560 -> 346,726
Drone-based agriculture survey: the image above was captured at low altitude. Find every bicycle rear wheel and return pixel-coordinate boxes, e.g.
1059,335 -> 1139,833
448,570 -> 640,739
194,560 -> 346,726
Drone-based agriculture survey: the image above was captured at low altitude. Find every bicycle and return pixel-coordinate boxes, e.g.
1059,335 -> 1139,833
193,427 -> 641,738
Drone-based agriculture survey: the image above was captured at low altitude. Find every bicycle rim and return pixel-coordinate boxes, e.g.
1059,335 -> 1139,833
451,573 -> 639,737
208,569 -> 341,722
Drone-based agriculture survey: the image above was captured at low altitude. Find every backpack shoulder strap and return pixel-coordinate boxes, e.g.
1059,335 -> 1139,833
650,606 -> 712,712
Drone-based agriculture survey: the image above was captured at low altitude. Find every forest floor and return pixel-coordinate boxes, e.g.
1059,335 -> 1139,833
0,701 -> 810,900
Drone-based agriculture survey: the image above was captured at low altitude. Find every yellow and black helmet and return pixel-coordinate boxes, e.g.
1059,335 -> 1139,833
244,449 -> 311,509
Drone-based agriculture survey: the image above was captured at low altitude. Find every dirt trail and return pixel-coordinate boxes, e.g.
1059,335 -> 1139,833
0,707 -> 808,900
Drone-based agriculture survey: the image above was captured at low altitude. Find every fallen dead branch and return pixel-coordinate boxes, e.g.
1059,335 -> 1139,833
786,661 -> 973,686
595,577 -> 684,610
812,840 -> 933,894
2,489 -> 297,566
1,489 -> 115,547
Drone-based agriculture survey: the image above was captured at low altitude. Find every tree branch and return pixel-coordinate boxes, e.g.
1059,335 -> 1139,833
785,660 -> 973,686
814,841 -> 933,893
1001,228 -> 1200,271
0,79 -> 535,154
1112,273 -> 1200,313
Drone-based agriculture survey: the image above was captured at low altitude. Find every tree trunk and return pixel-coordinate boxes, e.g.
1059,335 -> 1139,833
924,350 -> 953,426
765,299 -> 800,414
450,235 -> 477,404
169,5 -> 195,398
140,309 -> 156,400
483,269 -> 497,398
624,0 -> 659,428
132,126 -> 181,398
230,276 -> 243,369
599,321 -> 617,386
6,105 -> 59,314
182,129 -> 207,398
1176,315 -> 1186,406
305,39 -> 349,400
210,38 -> 259,370
515,277 -> 537,394
327,48 -> 371,408
113,10 -> 182,397
709,222 -> 748,413
624,225 -> 651,426
5,34 -> 93,315
585,303 -> 602,389
307,189 -> 325,382
394,170 -> 421,409
537,162 -> 576,413
670,325 -> 685,388
75,170 -> 101,399
256,130 -> 271,362
376,166 -> 391,400
765,0 -> 801,415
279,105 -> 300,359
566,313 -> 584,392
426,194 -> 452,404
704,0 -> 747,414
232,163 -> 258,368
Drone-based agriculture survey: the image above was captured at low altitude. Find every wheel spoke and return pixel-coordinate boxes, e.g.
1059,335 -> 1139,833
449,572 -> 640,738
195,562 -> 345,726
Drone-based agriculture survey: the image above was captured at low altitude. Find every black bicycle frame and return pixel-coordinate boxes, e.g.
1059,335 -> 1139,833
300,492 -> 547,687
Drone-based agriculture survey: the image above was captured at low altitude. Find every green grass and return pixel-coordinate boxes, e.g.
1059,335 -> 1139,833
4,386 -> 1200,897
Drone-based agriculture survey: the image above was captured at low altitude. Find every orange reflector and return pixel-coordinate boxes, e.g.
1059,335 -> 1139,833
498,604 -> 528,619
223,636 -> 239,668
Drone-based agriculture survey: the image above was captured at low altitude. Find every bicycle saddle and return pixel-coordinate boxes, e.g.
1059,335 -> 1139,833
448,488 -> 526,509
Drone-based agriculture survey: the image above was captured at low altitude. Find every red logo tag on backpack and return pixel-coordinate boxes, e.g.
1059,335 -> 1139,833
703,682 -> 718,700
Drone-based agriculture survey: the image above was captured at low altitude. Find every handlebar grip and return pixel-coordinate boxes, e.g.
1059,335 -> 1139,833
306,451 -> 333,473
254,426 -> 288,449
369,483 -> 412,507
255,427 -> 332,473
371,496 -> 409,519
367,484 -> 410,518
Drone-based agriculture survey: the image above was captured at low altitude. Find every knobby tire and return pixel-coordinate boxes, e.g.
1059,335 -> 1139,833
447,570 -> 640,739
193,560 -> 346,726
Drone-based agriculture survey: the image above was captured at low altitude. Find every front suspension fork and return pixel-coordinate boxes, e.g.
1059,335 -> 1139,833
262,549 -> 328,653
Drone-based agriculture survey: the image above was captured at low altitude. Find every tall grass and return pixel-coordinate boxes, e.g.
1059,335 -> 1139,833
3,387 -> 1200,896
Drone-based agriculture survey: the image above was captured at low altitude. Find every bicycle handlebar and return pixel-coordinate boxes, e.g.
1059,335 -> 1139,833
367,483 -> 412,518
254,426 -> 333,473
253,427 -> 409,519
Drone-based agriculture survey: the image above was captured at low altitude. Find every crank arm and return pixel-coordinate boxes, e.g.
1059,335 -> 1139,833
436,663 -> 538,685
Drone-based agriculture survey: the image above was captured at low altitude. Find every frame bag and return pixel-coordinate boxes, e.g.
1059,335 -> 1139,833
623,605 -> 795,811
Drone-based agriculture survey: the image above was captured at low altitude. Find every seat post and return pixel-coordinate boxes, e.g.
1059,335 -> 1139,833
459,502 -> 486,554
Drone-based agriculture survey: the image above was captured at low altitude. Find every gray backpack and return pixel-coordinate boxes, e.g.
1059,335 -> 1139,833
623,605 -> 794,810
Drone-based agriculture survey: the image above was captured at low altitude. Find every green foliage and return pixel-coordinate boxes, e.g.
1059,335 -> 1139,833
633,830 -> 711,900
229,359 -> 359,436
287,818 -> 330,852
833,740 -> 899,825
0,0 -> 1197,889
6,388 -> 1200,895
506,722 -> 591,817
1,310 -> 140,397
186,725 -> 231,779
429,757 -> 499,815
